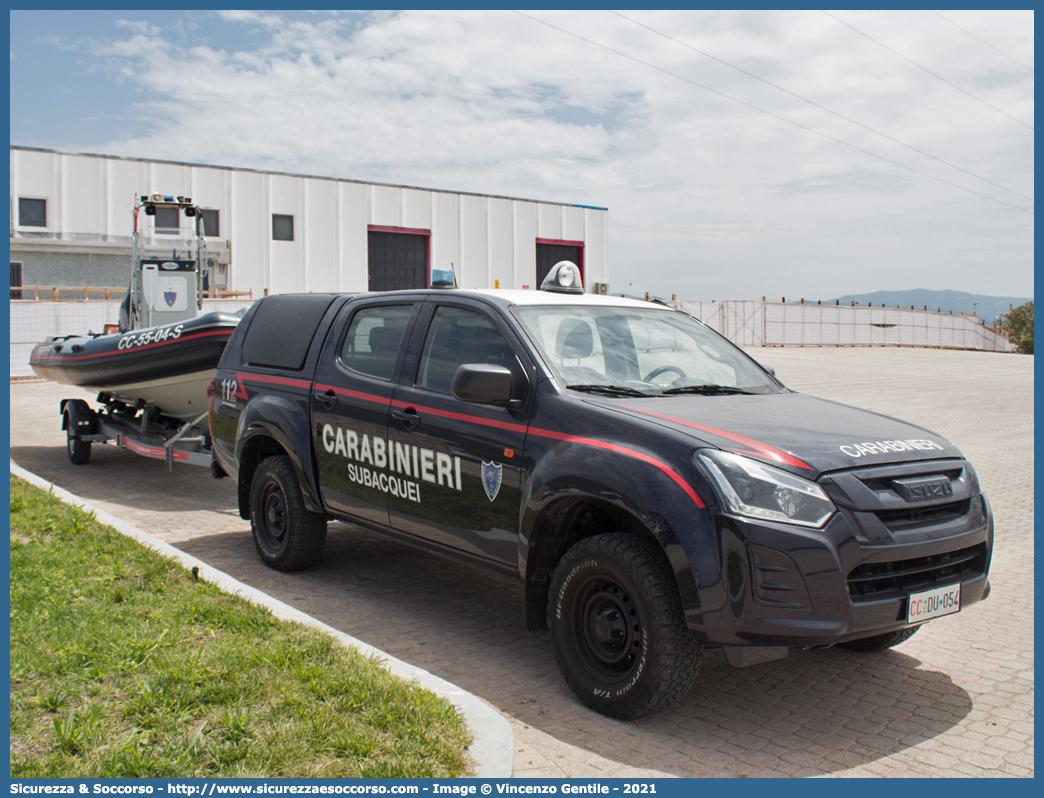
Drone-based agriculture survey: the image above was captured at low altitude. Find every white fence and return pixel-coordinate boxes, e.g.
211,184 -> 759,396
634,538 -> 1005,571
10,296 -> 1016,380
672,300 -> 1014,352
10,299 -> 255,379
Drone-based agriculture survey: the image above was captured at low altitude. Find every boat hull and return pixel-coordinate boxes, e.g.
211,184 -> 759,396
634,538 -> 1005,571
29,311 -> 241,421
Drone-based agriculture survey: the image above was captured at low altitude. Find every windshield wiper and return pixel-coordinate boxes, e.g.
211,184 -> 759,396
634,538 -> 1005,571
566,384 -> 652,397
660,384 -> 757,396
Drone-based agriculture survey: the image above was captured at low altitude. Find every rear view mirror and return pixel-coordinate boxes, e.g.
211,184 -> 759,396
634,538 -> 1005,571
452,364 -> 514,405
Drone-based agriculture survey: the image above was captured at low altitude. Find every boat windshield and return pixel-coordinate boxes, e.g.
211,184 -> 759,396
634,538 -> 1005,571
138,228 -> 201,261
511,304 -> 782,396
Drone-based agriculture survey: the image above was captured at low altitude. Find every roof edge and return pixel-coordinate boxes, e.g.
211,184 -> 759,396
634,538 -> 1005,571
10,145 -> 609,212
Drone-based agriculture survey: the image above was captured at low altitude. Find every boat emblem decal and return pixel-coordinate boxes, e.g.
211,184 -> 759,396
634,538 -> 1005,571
481,461 -> 503,502
164,282 -> 178,307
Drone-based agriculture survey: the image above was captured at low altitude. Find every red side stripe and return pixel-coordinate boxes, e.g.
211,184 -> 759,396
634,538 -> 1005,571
526,427 -> 705,507
240,372 -> 313,390
385,398 -> 704,507
315,382 -> 394,407
123,438 -> 188,461
389,397 -> 530,434
238,381 -> 706,508
33,329 -> 231,363
237,372 -> 312,400
621,407 -> 813,470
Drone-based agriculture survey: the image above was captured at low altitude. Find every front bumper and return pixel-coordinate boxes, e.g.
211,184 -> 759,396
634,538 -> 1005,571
680,488 -> 993,652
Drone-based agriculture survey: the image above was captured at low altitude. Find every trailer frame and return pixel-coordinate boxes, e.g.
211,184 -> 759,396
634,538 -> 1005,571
61,392 -> 215,472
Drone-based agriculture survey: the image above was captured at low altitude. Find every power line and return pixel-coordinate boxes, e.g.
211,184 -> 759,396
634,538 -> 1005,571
512,11 -> 1032,215
932,10 -> 1034,73
610,10 -> 1032,203
822,10 -> 1032,131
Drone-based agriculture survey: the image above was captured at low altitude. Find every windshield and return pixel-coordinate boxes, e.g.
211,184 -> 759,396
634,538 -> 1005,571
512,304 -> 782,396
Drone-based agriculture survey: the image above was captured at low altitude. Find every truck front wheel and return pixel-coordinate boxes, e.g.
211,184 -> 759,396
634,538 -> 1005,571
548,533 -> 702,719
249,455 -> 327,571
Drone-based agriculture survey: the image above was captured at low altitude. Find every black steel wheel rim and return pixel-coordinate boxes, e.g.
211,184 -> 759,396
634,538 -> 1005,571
573,578 -> 641,680
260,483 -> 288,548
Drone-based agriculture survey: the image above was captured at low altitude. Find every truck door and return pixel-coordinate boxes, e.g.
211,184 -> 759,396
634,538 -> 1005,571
388,300 -> 533,565
311,300 -> 418,527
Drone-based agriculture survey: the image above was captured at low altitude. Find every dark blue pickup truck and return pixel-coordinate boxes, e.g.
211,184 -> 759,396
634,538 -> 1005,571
207,262 -> 992,718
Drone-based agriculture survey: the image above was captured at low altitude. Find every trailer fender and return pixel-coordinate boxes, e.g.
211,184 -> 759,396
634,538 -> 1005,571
60,399 -> 99,436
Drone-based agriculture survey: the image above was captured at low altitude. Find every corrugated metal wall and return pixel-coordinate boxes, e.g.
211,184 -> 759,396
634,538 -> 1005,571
10,147 -> 609,298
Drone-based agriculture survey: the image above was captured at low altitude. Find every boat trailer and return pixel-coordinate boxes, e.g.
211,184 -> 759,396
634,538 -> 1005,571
61,394 -> 217,474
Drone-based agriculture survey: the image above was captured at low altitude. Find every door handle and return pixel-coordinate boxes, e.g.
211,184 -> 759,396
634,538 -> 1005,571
314,390 -> 338,408
392,407 -> 421,427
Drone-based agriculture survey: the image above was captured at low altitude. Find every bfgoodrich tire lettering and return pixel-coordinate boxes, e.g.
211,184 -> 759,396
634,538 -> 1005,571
249,454 -> 327,571
548,533 -> 702,719
839,624 -> 921,653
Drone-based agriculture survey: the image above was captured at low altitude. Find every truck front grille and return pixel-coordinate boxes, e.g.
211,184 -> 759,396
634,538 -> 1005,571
847,542 -> 987,600
874,498 -> 970,531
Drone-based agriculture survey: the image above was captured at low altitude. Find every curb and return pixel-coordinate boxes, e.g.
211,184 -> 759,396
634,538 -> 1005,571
10,461 -> 515,778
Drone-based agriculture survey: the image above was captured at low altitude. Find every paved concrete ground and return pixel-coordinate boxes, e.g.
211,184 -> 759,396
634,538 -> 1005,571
9,346 -> 1034,777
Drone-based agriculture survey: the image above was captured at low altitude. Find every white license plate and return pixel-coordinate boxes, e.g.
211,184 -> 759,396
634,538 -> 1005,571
907,583 -> 961,624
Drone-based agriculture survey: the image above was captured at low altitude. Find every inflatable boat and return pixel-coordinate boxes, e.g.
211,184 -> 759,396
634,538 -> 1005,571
29,310 -> 242,421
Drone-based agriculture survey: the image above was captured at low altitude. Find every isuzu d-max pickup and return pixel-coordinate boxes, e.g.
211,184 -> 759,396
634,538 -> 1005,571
207,262 -> 992,719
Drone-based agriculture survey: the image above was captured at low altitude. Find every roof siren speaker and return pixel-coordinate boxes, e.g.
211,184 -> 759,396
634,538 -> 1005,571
540,260 -> 584,294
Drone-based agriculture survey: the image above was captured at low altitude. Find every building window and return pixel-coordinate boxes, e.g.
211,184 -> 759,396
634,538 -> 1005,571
201,209 -> 220,238
11,261 -> 23,299
273,214 -> 294,241
18,198 -> 46,227
154,206 -> 180,235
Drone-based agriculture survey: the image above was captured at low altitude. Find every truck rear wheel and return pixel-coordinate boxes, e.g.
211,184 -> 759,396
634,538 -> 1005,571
839,624 -> 921,653
249,455 -> 327,571
548,533 -> 702,719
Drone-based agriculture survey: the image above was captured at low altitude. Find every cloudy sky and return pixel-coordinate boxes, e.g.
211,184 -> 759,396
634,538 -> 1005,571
9,9 -> 1034,301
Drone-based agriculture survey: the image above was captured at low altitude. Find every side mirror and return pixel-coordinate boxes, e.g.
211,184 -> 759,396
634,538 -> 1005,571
751,359 -> 775,377
452,363 -> 514,405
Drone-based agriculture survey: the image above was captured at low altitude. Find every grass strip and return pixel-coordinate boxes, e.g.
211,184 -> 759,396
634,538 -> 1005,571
9,475 -> 472,778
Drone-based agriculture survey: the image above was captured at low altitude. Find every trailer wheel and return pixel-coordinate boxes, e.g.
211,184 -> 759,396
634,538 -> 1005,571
548,533 -> 702,719
839,625 -> 921,653
249,455 -> 327,571
66,424 -> 91,465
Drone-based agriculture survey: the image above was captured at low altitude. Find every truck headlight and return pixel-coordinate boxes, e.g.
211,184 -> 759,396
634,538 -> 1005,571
696,449 -> 835,528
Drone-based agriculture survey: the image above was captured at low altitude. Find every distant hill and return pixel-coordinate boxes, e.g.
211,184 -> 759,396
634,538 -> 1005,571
828,289 -> 1032,324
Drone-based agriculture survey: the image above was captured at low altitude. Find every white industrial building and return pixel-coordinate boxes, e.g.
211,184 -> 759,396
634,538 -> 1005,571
9,146 -> 610,299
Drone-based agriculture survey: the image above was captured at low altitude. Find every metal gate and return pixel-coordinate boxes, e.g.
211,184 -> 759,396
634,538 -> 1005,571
368,230 -> 429,292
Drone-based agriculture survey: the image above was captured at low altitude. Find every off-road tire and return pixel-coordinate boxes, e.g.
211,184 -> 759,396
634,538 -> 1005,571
839,624 -> 921,653
548,533 -> 702,719
249,455 -> 327,571
66,425 -> 91,465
